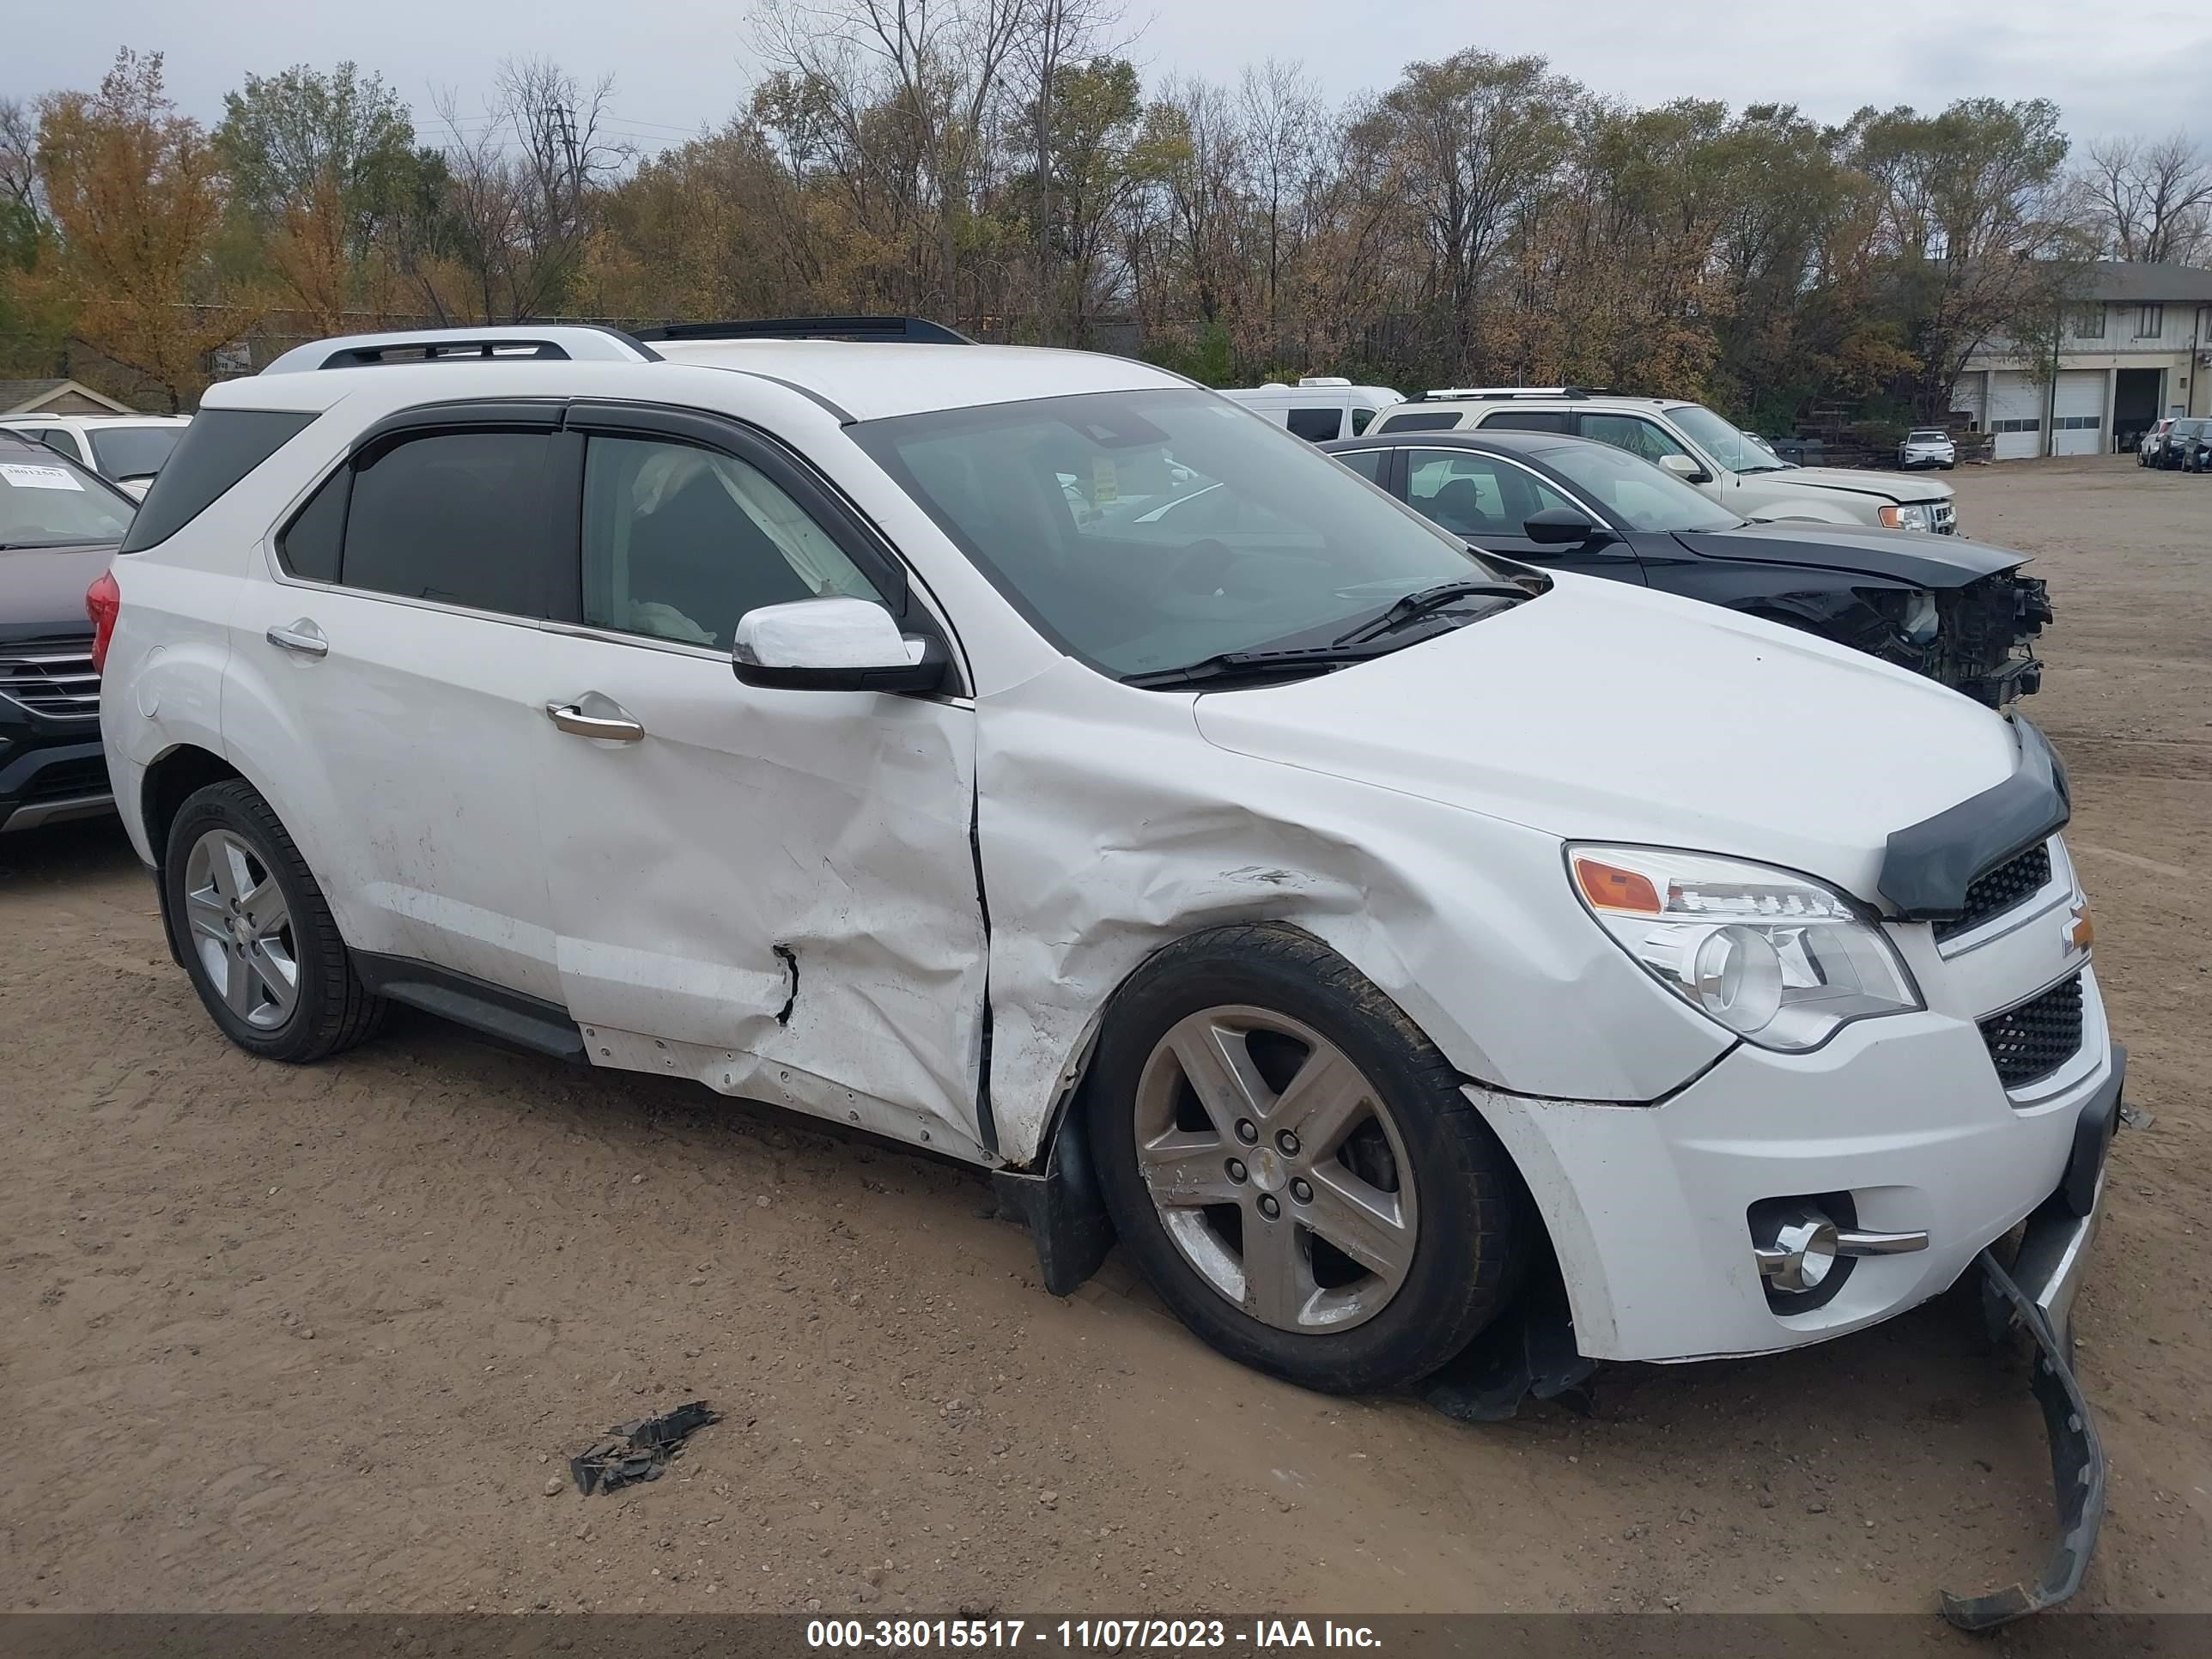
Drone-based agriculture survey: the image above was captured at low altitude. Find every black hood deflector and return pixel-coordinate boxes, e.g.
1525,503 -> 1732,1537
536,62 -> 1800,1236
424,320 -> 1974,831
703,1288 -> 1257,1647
1878,719 -> 2070,920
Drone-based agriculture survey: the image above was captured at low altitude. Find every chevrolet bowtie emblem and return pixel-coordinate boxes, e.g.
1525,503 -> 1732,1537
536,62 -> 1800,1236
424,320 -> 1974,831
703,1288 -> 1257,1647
2065,898 -> 2094,951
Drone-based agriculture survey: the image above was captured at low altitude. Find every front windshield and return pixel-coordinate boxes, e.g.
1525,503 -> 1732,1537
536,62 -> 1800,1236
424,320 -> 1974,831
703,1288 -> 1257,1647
1668,403 -> 1787,474
89,423 -> 182,480
853,389 -> 1502,678
0,450 -> 136,546
1907,429 -> 1948,442
1528,441 -> 1744,532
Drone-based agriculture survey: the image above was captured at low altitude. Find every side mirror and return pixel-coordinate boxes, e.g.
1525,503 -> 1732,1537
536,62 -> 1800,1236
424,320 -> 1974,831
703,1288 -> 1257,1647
1658,453 -> 1712,484
732,597 -> 948,694
1522,506 -> 1609,546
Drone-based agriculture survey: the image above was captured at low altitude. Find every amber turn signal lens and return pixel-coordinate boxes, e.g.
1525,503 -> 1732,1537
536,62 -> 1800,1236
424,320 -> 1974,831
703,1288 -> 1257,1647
1574,857 -> 1662,914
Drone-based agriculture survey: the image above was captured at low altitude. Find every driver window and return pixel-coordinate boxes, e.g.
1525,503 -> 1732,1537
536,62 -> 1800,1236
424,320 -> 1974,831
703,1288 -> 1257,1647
580,435 -> 883,651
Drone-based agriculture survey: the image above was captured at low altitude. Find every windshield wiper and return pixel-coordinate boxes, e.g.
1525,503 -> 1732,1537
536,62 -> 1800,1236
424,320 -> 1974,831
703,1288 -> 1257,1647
1122,642 -> 1401,690
1331,581 -> 1527,647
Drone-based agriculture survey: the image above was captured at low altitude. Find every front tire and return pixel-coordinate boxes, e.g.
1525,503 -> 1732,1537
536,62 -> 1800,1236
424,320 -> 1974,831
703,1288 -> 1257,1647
1087,923 -> 1529,1394
163,779 -> 385,1062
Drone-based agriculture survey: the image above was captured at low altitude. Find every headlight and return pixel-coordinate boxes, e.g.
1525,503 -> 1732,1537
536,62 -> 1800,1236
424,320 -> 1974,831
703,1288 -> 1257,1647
1879,503 -> 1934,531
1568,845 -> 1923,1052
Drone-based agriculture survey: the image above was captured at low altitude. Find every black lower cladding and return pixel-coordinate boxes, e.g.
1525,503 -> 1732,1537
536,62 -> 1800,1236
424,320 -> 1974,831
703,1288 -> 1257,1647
350,951 -> 587,1062
1980,973 -> 2086,1091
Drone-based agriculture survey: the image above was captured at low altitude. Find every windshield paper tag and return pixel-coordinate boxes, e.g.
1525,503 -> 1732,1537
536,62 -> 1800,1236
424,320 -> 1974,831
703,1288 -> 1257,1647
1091,456 -> 1119,505
0,463 -> 85,491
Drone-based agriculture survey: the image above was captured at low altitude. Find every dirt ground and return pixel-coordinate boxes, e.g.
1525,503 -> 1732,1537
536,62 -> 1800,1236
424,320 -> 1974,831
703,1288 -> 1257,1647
2,454 -> 2206,1624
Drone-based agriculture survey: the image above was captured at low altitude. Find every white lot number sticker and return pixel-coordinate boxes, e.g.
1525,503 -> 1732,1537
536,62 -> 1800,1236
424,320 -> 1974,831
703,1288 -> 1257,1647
0,463 -> 85,491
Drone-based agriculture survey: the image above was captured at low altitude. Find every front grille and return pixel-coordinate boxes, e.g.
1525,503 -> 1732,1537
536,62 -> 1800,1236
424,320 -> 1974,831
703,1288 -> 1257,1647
1979,973 -> 2084,1091
1931,501 -> 1957,534
0,648 -> 100,719
1935,842 -> 2053,940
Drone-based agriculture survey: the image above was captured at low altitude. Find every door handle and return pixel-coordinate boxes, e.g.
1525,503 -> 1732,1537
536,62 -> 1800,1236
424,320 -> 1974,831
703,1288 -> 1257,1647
265,618 -> 328,659
546,696 -> 646,743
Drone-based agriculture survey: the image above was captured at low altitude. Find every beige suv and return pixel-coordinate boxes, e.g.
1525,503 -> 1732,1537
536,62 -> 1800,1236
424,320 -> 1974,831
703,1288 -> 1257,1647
1373,389 -> 1958,533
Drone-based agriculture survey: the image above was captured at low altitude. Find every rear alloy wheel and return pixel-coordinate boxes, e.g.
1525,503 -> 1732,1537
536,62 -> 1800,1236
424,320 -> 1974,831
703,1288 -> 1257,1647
1089,923 -> 1529,1394
163,779 -> 384,1062
182,828 -> 301,1031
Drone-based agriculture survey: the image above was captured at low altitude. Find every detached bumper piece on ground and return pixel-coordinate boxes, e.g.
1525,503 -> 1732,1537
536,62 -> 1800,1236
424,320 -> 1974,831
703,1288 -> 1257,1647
568,1401 -> 720,1496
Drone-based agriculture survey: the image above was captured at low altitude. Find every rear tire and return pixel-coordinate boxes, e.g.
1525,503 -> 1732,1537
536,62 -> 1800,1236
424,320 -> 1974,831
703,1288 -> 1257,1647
163,779 -> 385,1062
1086,922 -> 1530,1394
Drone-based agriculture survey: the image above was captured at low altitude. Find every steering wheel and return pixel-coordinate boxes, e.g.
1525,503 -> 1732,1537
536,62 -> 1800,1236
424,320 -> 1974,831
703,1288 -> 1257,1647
1162,537 -> 1237,596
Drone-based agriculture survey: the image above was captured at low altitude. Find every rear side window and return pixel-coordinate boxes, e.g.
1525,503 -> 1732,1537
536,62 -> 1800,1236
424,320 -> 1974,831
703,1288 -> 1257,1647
1372,410 -> 1462,433
1285,406 -> 1342,441
1476,410 -> 1571,434
119,409 -> 318,552
339,431 -> 555,615
1333,448 -> 1389,484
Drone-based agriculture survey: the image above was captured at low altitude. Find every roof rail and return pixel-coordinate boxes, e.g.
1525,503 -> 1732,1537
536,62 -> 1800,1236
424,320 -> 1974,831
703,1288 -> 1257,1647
1419,386 -> 1615,401
635,315 -> 975,345
261,325 -> 662,374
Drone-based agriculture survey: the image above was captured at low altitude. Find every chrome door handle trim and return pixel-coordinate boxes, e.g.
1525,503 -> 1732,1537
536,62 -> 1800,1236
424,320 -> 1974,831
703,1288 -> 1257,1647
265,619 -> 328,658
545,701 -> 646,742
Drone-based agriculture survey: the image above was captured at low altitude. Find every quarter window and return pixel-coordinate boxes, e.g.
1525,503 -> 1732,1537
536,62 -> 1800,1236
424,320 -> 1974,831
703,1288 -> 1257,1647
1333,448 -> 1389,484
340,430 -> 556,616
580,435 -> 884,651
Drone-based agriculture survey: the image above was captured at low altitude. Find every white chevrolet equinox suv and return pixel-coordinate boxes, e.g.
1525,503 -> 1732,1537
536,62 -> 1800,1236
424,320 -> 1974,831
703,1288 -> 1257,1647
95,320 -> 2119,1404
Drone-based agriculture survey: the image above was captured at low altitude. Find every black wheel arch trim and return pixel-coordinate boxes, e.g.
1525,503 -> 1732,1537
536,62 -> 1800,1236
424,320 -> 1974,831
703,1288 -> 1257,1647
1878,717 -> 2069,921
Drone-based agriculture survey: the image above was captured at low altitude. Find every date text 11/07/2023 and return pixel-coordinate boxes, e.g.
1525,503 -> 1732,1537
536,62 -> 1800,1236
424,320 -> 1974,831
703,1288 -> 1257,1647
805,1620 -> 1382,1650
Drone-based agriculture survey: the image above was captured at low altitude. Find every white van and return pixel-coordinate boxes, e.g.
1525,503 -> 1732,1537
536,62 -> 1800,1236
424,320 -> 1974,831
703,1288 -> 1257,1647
1222,377 -> 1402,441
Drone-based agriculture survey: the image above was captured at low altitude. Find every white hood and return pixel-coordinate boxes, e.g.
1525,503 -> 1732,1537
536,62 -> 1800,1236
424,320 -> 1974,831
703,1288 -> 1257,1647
1193,577 -> 2020,902
1766,464 -> 1952,504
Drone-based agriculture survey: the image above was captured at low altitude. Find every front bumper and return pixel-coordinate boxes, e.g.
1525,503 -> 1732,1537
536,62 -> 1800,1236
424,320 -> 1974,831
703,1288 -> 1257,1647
1472,968 -> 2115,1362
0,735 -> 113,831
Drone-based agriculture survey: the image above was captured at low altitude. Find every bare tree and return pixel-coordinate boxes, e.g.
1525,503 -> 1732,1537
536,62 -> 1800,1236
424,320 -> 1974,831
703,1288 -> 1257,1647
421,59 -> 624,322
753,0 -> 1035,321
0,96 -> 43,222
2080,133 -> 2212,264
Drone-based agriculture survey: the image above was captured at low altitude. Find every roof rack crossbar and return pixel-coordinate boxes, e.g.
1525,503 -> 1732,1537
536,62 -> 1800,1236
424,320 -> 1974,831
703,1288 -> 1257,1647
260,325 -> 662,374
635,315 -> 975,345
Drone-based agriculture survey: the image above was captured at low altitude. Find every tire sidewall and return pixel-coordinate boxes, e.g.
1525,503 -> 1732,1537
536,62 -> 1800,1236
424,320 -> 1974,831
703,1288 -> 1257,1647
1087,930 -> 1523,1394
164,786 -> 331,1060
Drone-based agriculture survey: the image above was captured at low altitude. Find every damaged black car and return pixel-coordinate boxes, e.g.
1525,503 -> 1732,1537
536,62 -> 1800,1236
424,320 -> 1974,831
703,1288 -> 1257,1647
1322,429 -> 2051,706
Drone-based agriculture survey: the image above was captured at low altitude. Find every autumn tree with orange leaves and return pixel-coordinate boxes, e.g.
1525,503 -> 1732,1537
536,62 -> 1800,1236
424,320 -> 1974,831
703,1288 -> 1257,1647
15,49 -> 256,409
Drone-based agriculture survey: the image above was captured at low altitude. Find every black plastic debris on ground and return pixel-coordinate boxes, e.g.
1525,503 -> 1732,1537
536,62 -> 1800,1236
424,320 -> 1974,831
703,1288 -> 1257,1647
569,1401 -> 720,1496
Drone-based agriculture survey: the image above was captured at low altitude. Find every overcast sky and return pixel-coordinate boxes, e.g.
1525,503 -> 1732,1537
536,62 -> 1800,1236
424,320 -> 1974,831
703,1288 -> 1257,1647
9,0 -> 2211,155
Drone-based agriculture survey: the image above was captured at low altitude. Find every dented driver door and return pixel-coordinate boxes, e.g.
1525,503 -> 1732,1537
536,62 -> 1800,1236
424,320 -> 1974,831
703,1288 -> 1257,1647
528,412 -> 988,1158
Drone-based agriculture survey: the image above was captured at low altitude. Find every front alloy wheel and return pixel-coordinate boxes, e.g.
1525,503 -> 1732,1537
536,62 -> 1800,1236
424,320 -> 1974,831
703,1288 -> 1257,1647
1134,1006 -> 1418,1333
1088,923 -> 1528,1394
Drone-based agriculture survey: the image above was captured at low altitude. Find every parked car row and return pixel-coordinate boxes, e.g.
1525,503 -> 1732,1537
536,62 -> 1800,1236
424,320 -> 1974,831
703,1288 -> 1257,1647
0,412 -> 191,498
2138,416 -> 2212,471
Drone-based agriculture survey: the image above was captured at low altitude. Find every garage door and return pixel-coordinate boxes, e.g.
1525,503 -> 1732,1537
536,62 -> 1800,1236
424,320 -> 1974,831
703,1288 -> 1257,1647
1988,371 -> 2044,459
2051,370 -> 2105,456
1952,376 -> 1988,431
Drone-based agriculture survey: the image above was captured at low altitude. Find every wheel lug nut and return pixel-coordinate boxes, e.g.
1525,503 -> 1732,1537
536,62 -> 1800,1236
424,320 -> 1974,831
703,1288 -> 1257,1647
1291,1178 -> 1312,1204
1276,1130 -> 1299,1157
1235,1120 -> 1258,1144
1225,1158 -> 1247,1183
1257,1194 -> 1280,1219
